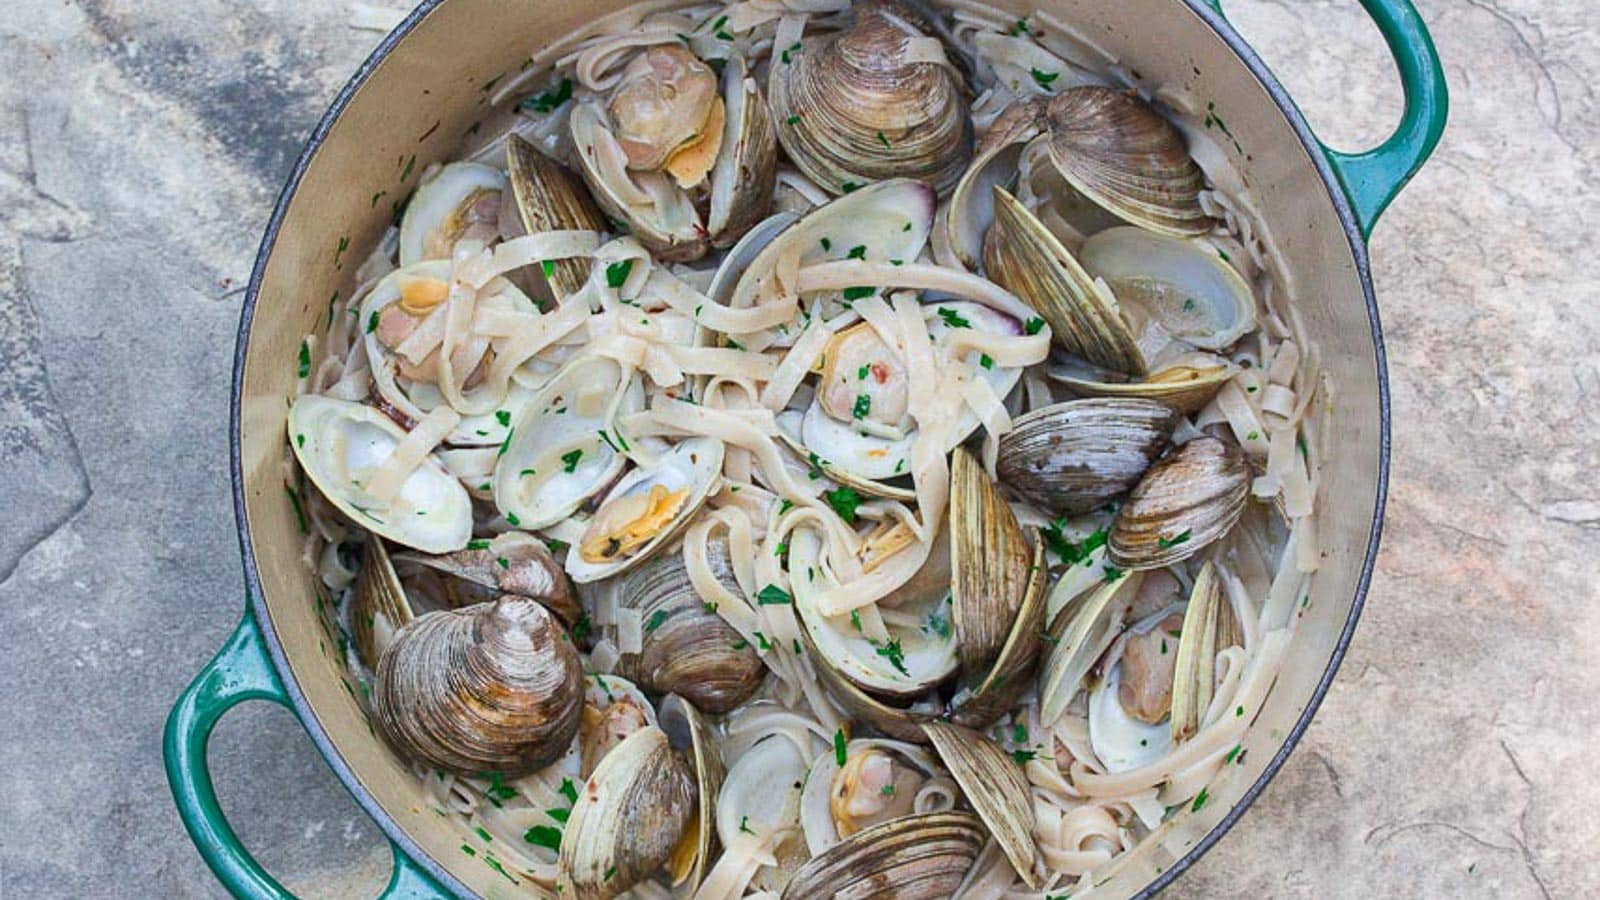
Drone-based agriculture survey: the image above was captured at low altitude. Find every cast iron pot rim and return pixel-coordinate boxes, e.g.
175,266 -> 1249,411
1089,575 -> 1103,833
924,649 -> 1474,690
228,2 -> 1388,895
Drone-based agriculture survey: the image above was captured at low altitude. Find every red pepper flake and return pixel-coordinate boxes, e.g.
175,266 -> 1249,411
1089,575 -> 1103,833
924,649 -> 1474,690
871,363 -> 890,384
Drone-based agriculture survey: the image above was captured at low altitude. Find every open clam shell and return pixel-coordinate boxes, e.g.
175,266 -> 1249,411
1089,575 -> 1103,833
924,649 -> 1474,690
950,447 -> 1033,676
922,722 -> 1040,888
351,537 -> 413,670
1043,86 -> 1213,238
658,695 -> 725,889
1108,436 -> 1249,569
492,353 -> 644,530
1078,226 -> 1256,352
569,101 -> 708,262
558,725 -> 697,900
780,810 -> 987,900
707,55 -> 778,248
1037,570 -> 1144,725
372,596 -> 583,777
799,738 -> 953,854
945,530 -> 1048,730
566,436 -> 724,583
996,398 -> 1180,517
398,161 -> 507,266
1048,350 -> 1236,415
288,395 -> 473,553
985,185 -> 1147,376
768,2 -> 973,195
505,134 -> 606,301
602,539 -> 764,713
1170,561 -> 1242,743
800,625 -> 942,744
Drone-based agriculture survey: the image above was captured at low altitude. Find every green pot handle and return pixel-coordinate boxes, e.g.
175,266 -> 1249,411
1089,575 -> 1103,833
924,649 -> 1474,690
1206,0 -> 1448,239
164,608 -> 454,898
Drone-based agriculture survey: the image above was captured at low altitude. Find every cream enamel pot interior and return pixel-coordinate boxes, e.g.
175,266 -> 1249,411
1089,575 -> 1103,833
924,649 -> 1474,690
164,0 -> 1446,896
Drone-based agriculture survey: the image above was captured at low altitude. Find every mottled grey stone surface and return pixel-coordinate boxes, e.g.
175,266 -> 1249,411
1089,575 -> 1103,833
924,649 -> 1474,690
0,1 -> 1593,898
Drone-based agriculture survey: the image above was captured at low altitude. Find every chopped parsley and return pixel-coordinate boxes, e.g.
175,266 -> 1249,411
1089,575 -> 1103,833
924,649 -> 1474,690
483,773 -> 516,804
604,865 -> 617,881
1011,749 -> 1037,764
505,512 -> 521,526
1102,564 -> 1126,582
284,486 -> 308,534
823,486 -> 862,523
786,114 -> 802,126
522,825 -> 561,851
756,584 -> 793,605
876,130 -> 892,149
1191,787 -> 1210,812
846,244 -> 868,260
1008,17 -> 1033,35
936,307 -> 970,329
738,815 -> 755,835
497,428 -> 515,458
979,353 -> 994,369
834,728 -> 848,765
495,556 -> 510,570
1024,317 -> 1045,335
597,429 -> 629,453
819,236 -> 832,252
494,410 -> 511,427
880,784 -> 896,796
296,340 -> 311,378
524,78 -> 573,113
850,609 -> 863,632
1013,722 -> 1029,744
366,310 -> 380,334
841,286 -> 876,301
753,631 -> 772,651
560,448 -> 583,473
571,613 -> 592,643
1031,68 -> 1060,90
852,393 -> 872,419
780,41 -> 802,64
874,638 -> 909,675
605,259 -> 633,288
779,499 -> 794,516
643,609 -> 669,634
1224,744 -> 1244,765
467,539 -> 491,551
1042,522 -> 1107,565
857,365 -> 870,380
841,181 -> 860,193
559,778 -> 579,805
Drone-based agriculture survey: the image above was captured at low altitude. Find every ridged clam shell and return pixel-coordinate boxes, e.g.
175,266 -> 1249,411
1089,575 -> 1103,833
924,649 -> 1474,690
351,537 -> 412,670
1108,436 -> 1249,569
950,447 -> 1033,677
658,695 -> 723,889
505,134 -> 606,300
609,541 -> 764,714
1170,561 -> 1242,743
781,810 -> 986,900
984,185 -> 1146,375
1047,354 -> 1235,415
996,398 -> 1180,516
372,596 -> 582,776
1037,571 -> 1142,726
392,532 -> 581,632
559,726 -> 697,900
946,530 -> 1047,730
1044,86 -> 1214,237
707,56 -> 777,247
769,2 -> 973,194
922,722 -> 1040,888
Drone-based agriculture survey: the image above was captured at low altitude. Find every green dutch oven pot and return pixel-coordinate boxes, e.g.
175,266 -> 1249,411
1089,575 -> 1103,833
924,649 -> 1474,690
165,0 -> 1447,896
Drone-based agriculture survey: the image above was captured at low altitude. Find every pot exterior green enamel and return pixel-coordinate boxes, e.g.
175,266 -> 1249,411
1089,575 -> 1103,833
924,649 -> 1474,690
166,0 -> 1447,896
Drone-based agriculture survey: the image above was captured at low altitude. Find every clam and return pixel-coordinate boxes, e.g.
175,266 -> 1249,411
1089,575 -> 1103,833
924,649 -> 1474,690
608,44 -> 723,185
287,395 -> 472,553
1108,436 -> 1249,569
359,260 -> 542,445
505,134 -> 606,300
398,161 -> 506,266
922,722 -> 1040,887
1078,226 -> 1256,352
1047,350 -> 1236,415
780,810 -> 987,900
350,536 -> 412,670
949,447 -> 1034,677
372,596 -> 583,776
1043,86 -> 1212,237
707,55 -> 779,247
1087,605 -> 1181,773
658,695 -> 724,889
984,184 -> 1147,376
558,725 -> 697,900
1037,571 -> 1144,725
714,733 -> 811,887
566,436 -> 724,582
800,738 -> 954,854
390,531 -> 582,631
599,539 -> 765,713
1170,561 -> 1241,743
492,353 -> 644,530
996,398 -> 1180,517
768,1 -> 973,195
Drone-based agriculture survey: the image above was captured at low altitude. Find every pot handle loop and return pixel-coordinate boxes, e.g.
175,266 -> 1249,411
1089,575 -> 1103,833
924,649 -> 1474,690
164,608 -> 453,899
1205,0 -> 1448,239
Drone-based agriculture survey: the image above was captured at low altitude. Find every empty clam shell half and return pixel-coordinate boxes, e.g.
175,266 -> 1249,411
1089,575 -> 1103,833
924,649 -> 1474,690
923,722 -> 1040,888
505,134 -> 606,300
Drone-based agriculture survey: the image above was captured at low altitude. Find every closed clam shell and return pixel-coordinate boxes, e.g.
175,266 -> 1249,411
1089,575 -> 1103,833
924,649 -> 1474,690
1044,86 -> 1214,237
996,398 -> 1180,516
780,810 -> 987,900
922,722 -> 1040,888
372,596 -> 583,777
769,2 -> 973,195
609,540 -> 765,714
505,134 -> 606,300
559,725 -> 697,900
1108,436 -> 1249,569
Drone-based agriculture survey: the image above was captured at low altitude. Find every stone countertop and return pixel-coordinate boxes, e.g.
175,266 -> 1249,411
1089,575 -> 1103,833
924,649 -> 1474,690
0,0 -> 1593,897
